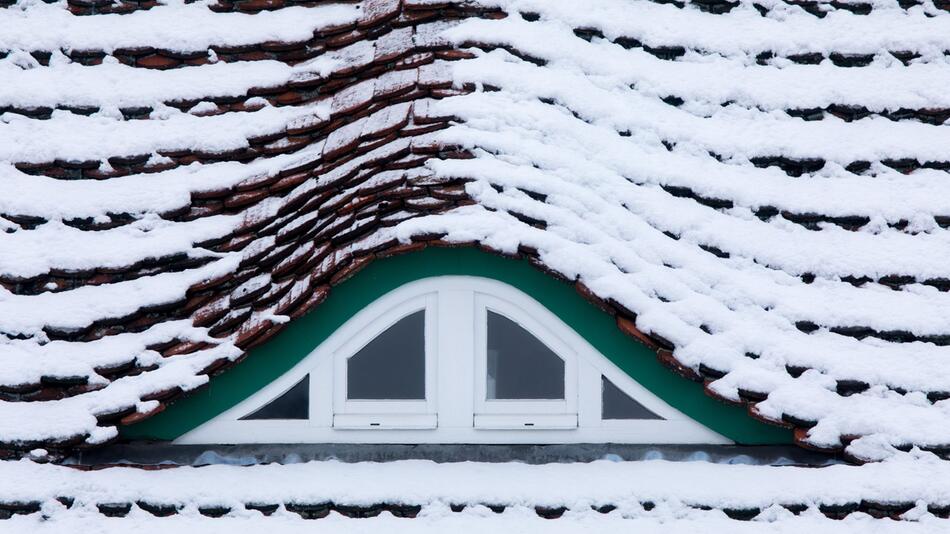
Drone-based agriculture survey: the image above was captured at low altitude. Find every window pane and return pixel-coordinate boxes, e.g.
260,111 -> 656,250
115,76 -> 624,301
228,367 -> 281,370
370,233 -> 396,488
602,376 -> 663,420
240,375 -> 309,420
347,310 -> 425,400
487,311 -> 564,400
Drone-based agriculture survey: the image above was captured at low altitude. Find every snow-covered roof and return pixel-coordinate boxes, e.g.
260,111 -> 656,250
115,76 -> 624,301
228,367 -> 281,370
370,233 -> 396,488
2,0 -> 950,463
5,455 -> 950,528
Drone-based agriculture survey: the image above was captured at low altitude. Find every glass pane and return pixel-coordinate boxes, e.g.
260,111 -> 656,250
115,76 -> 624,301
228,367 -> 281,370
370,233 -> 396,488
602,376 -> 662,420
240,375 -> 309,420
347,310 -> 425,400
487,311 -> 564,400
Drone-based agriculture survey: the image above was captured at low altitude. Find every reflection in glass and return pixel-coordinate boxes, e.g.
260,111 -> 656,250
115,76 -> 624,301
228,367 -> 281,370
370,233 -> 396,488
602,376 -> 663,420
347,310 -> 426,400
486,311 -> 565,400
240,375 -> 309,420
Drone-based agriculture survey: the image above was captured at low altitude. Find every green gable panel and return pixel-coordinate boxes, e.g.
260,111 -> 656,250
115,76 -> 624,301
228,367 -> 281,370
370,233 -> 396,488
123,247 -> 791,444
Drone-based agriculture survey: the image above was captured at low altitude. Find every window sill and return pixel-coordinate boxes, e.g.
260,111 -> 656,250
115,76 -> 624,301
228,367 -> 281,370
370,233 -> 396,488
474,414 -> 578,430
332,414 -> 437,430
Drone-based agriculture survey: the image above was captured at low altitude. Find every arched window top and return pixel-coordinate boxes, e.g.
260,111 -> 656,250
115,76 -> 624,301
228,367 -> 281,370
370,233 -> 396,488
486,310 -> 565,401
178,276 -> 728,445
346,310 -> 425,401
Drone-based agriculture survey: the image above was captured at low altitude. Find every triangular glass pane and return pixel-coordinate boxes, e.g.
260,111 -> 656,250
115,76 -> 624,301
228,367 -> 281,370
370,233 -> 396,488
602,376 -> 663,420
487,311 -> 565,400
240,375 -> 309,420
347,310 -> 425,400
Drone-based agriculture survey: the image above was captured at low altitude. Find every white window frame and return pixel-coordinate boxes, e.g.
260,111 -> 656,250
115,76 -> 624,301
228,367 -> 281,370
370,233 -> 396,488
176,276 -> 730,445
332,293 -> 437,429
473,293 -> 578,429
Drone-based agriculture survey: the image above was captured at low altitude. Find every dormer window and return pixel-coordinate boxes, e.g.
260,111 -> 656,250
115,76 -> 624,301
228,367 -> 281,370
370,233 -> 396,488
178,277 -> 726,445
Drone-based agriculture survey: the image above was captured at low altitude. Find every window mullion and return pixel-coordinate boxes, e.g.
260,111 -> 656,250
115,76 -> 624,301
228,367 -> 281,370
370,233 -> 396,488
577,360 -> 601,428
435,287 -> 476,429
311,357 -> 333,427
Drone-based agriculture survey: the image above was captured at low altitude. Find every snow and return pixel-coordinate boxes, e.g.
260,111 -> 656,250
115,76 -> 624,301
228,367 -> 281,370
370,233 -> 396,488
443,13 -> 950,112
0,256 -> 241,335
0,138 -> 320,222
0,0 -> 948,461
6,506 -> 946,534
0,455 -> 948,530
446,53 -> 950,165
0,216 -> 236,279
0,59 -> 295,110
0,3 -> 361,53
384,1 -> 950,458
474,0 -> 950,57
0,103 -> 325,164
4,454 -> 950,515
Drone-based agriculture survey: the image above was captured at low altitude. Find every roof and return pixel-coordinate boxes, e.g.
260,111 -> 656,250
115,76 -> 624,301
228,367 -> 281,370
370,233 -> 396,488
1,0 -> 950,463
3,454 -> 949,529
